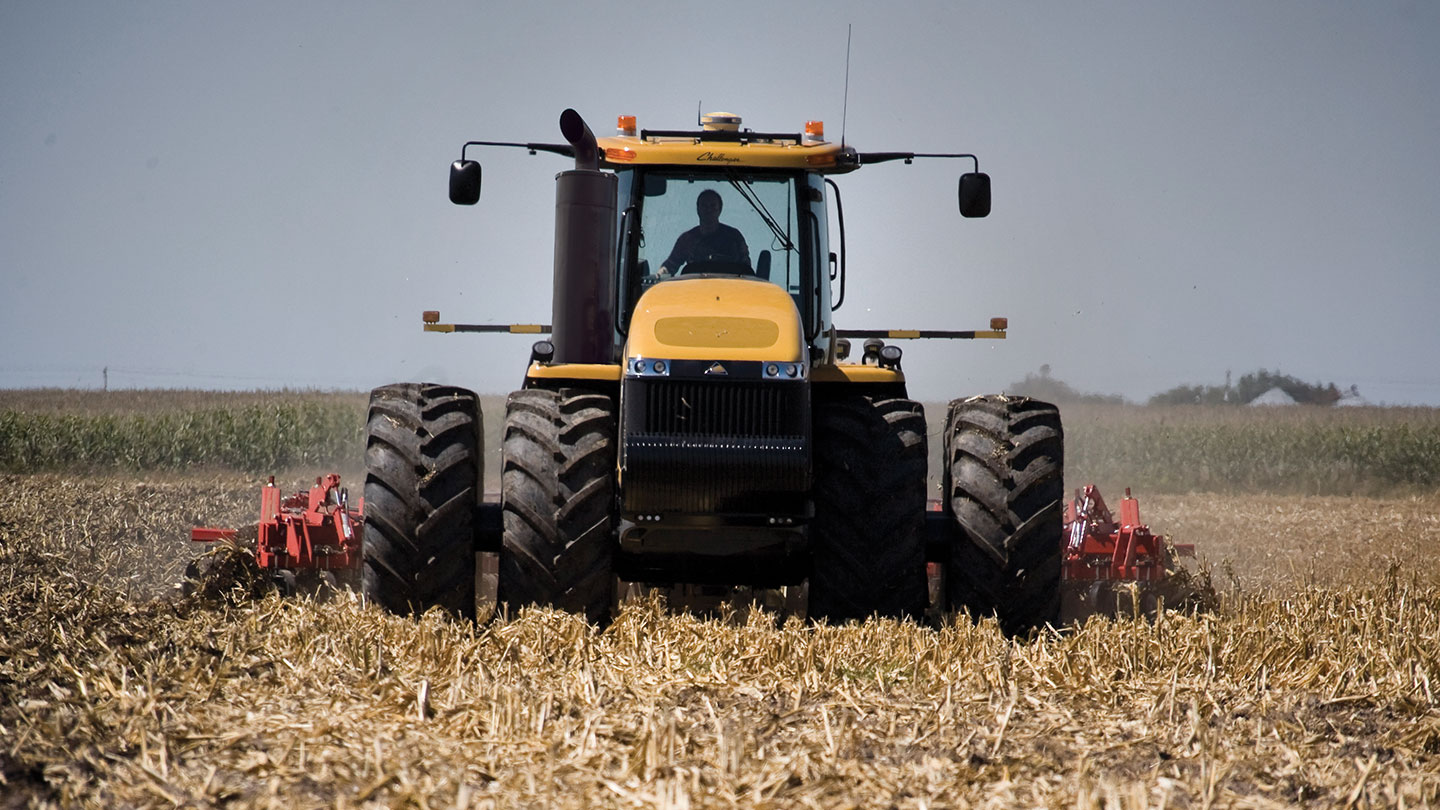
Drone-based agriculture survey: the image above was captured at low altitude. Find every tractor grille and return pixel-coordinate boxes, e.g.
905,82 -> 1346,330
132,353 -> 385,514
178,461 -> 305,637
639,379 -> 801,438
622,377 -> 810,514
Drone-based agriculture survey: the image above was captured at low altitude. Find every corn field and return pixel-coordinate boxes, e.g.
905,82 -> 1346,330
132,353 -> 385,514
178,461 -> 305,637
0,390 -> 368,474
1058,402 -> 1440,496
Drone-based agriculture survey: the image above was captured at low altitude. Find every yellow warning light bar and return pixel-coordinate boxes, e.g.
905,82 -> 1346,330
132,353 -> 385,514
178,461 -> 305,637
835,327 -> 1006,340
421,312 -> 552,335
423,323 -> 552,334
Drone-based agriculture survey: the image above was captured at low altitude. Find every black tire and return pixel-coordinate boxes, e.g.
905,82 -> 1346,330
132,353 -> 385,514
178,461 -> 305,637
361,383 -> 482,617
499,387 -> 617,624
810,395 -> 928,623
944,396 -> 1064,635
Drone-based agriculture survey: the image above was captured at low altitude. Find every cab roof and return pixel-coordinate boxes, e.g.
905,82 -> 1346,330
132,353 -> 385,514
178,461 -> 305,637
595,114 -> 860,174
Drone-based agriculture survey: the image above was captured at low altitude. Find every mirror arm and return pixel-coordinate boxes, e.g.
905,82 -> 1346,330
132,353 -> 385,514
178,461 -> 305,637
459,141 -> 575,161
856,152 -> 979,173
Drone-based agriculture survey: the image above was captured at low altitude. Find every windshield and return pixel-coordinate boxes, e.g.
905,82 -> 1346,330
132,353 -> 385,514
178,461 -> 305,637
617,170 -> 816,335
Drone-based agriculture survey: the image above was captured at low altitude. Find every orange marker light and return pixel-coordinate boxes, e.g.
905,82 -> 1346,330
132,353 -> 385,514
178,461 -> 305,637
423,310 -> 440,324
617,115 -> 637,136
990,317 -> 1008,331
605,147 -> 636,162
803,120 -> 824,143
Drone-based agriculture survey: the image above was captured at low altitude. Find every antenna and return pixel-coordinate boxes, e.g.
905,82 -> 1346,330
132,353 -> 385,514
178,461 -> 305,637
696,100 -> 702,127
841,24 -> 852,147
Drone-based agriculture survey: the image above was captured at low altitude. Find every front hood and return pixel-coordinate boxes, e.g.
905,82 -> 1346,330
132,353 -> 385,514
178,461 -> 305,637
626,277 -> 805,363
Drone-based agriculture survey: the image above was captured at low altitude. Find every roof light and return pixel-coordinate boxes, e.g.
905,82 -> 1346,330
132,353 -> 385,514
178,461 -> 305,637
990,317 -> 1008,331
862,338 -> 884,365
878,344 -> 903,370
617,115 -> 637,136
422,310 -> 440,324
803,120 -> 824,144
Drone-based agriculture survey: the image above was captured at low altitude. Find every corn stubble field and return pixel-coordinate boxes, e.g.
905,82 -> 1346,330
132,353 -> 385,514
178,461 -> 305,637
2,391 -> 1438,808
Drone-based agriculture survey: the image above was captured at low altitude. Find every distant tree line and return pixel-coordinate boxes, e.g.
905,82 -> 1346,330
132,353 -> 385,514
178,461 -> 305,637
1006,365 -> 1126,405
1005,367 -> 1354,407
1148,369 -> 1345,406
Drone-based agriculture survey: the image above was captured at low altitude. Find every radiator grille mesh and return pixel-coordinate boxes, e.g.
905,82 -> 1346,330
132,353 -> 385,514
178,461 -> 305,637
623,378 -> 809,514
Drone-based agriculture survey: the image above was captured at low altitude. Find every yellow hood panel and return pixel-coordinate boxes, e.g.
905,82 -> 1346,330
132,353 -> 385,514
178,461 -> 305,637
654,316 -> 779,349
627,278 -> 804,362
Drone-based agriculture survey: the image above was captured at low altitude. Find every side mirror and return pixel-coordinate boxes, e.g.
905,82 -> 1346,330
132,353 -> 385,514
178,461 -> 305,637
958,172 -> 991,218
449,160 -> 482,205
642,174 -> 668,197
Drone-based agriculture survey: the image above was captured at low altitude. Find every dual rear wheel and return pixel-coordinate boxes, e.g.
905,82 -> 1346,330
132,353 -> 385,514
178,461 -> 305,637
360,383 -> 617,622
809,393 -> 1065,634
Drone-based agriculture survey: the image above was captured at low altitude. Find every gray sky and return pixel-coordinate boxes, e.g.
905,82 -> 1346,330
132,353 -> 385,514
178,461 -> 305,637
4,2 -> 1438,404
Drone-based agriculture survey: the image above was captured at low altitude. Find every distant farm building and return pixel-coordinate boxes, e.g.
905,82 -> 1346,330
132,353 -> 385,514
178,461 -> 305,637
1249,387 -> 1297,406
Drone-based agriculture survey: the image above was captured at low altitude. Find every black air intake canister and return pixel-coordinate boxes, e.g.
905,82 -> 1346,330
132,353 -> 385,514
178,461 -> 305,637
552,110 -> 617,364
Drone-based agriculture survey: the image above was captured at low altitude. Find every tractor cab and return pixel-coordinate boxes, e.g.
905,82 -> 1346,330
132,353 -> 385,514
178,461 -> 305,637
599,112 -> 847,357
614,167 -> 831,347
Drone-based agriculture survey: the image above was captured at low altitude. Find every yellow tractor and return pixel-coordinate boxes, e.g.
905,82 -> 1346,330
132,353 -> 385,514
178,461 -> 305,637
360,109 -> 1063,632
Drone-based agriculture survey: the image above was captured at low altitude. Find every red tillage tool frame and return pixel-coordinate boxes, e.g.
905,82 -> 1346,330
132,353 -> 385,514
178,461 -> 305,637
1059,485 -> 1194,621
190,474 -> 363,593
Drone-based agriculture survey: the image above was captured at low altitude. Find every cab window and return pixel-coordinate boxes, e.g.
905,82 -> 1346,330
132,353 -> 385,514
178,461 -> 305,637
617,170 -> 810,331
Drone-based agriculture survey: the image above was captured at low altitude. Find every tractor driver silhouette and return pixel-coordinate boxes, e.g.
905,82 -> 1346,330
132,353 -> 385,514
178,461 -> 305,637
657,189 -> 751,276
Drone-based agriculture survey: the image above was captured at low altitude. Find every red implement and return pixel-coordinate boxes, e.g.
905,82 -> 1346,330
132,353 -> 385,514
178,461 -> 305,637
190,474 -> 363,592
1060,485 -> 1195,621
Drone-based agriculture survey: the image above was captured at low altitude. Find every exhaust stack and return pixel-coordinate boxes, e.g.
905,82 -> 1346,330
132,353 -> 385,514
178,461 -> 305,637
550,109 -> 616,364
